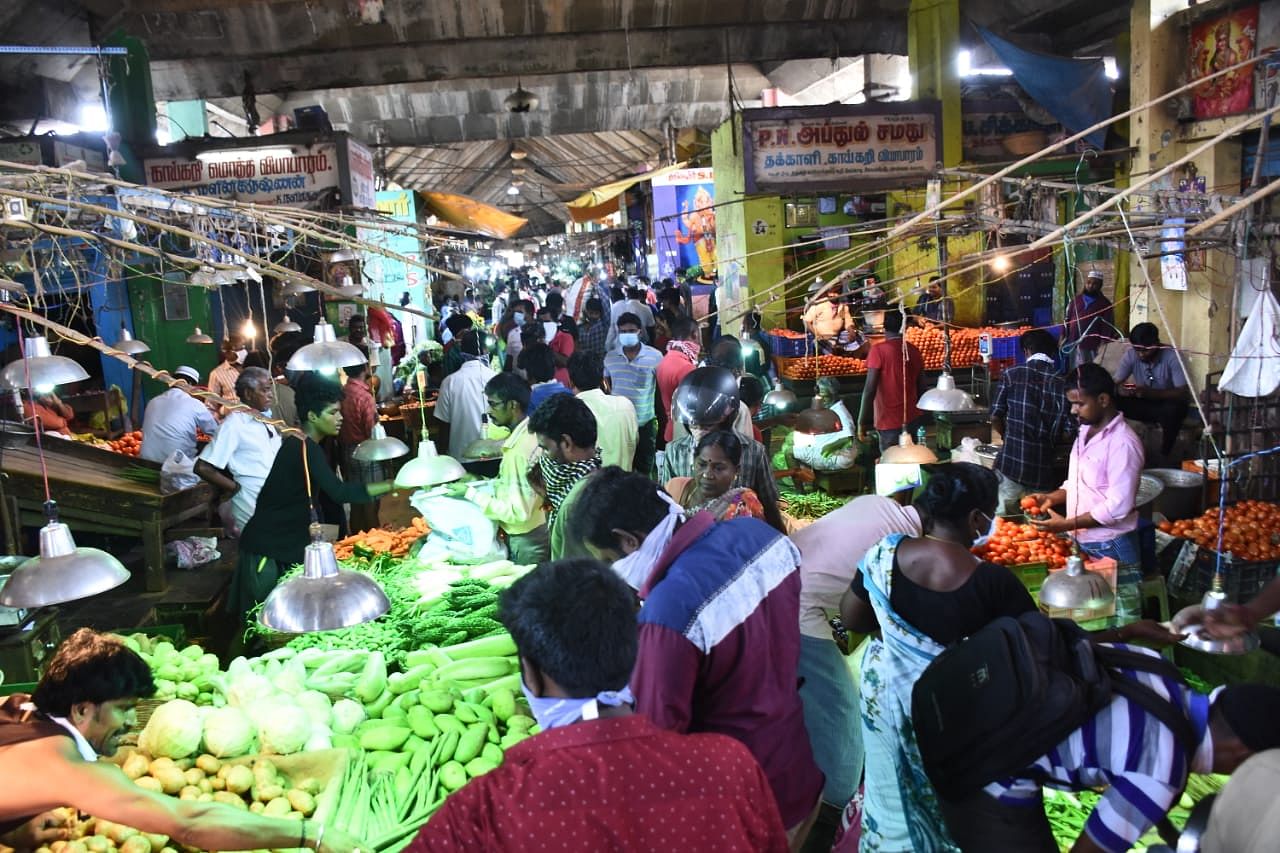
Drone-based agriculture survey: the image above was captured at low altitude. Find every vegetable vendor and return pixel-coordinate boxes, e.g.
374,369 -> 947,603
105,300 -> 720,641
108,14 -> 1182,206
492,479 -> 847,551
0,629 -> 362,853
788,378 -> 856,473
409,558 -> 790,850
445,373 -> 550,564
802,277 -> 857,352
230,375 -> 395,634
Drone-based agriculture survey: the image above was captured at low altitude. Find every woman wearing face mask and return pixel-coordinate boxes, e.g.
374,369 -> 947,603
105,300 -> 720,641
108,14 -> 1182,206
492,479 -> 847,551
835,464 -> 1173,852
537,306 -> 575,387
501,300 -> 534,372
664,431 -> 764,522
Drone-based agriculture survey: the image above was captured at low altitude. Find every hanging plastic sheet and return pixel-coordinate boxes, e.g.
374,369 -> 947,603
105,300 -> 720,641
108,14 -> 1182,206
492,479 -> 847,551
976,26 -> 1112,150
1219,288 -> 1280,397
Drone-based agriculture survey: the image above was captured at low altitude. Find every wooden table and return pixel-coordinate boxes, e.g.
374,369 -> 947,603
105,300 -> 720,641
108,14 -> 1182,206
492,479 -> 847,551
0,438 -> 213,592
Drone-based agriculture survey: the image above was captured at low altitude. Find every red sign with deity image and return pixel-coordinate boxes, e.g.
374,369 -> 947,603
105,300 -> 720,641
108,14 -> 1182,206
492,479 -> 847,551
1190,6 -> 1259,119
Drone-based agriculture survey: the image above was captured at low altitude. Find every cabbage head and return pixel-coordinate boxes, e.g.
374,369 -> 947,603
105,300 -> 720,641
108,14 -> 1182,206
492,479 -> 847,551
138,699 -> 202,759
256,702 -> 311,755
201,706 -> 256,758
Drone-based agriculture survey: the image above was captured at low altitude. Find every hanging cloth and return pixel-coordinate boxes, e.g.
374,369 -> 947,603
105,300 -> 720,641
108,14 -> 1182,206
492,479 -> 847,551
1219,288 -> 1280,397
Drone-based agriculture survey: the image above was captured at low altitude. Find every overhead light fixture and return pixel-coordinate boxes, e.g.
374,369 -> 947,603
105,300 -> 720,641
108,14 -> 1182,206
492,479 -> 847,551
918,372 -> 979,413
195,146 -> 293,163
762,379 -> 797,410
286,321 -> 368,373
0,501 -> 129,607
504,82 -> 539,113
739,332 -> 764,362
510,167 -> 526,176
282,279 -> 316,296
1039,555 -> 1115,614
794,399 -> 844,435
114,326 -> 151,356
510,148 -> 528,160
1180,576 -> 1262,655
880,430 -> 939,464
353,423 -> 410,463
242,319 -> 257,340
990,255 -> 1012,274
258,523 -> 390,633
1,336 -> 90,391
334,276 -> 363,299
211,269 -> 237,287
326,248 -> 358,264
274,314 -> 302,334
394,440 -> 465,489
185,327 -> 214,345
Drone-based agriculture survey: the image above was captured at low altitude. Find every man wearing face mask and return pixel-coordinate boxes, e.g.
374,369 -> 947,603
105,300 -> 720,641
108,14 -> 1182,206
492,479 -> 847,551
503,299 -> 534,372
603,313 -> 663,477
208,335 -> 247,419
407,558 -> 789,851
572,469 -> 824,849
527,393 -> 601,533
536,302 -> 575,387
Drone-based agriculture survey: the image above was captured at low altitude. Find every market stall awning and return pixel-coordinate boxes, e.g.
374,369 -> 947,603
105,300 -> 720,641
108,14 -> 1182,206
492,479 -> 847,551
565,161 -> 688,224
417,192 -> 528,240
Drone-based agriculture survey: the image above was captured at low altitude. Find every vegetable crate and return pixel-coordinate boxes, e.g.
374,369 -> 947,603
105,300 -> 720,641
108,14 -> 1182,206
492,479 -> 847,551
1010,561 -> 1050,597
1166,540 -> 1279,601
764,330 -> 816,358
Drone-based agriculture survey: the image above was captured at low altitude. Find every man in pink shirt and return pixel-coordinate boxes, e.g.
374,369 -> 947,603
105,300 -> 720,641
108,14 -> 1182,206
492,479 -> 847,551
1028,363 -> 1144,617
656,316 -> 700,442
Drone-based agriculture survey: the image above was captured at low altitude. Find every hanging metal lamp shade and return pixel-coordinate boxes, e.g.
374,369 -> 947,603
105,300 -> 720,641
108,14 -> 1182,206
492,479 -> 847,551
282,279 -> 316,296
0,503 -> 129,607
326,248 -> 358,264
259,524 -> 390,633
917,372 -> 979,413
185,327 -> 215,345
762,379 -> 797,410
1180,576 -> 1262,655
114,326 -> 151,356
394,440 -> 465,489
794,399 -> 843,435
286,322 -> 368,372
274,314 -> 302,334
1,336 -> 90,391
1039,555 -> 1115,611
353,422 -> 409,463
880,430 -> 938,464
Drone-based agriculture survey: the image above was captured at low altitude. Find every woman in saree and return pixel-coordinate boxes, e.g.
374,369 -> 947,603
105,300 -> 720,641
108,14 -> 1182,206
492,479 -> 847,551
664,430 -> 765,522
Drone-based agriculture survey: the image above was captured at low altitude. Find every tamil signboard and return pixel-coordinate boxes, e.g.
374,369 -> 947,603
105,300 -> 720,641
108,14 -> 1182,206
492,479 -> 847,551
143,142 -> 343,209
742,102 -> 941,193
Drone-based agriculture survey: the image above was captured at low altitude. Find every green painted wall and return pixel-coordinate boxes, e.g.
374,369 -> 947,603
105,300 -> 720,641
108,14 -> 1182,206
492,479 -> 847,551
127,271 -> 218,399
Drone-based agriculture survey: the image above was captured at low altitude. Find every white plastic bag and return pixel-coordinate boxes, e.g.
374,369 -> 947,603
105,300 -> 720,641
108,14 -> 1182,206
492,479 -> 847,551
408,492 -> 505,564
160,450 -> 200,494
164,536 -> 220,570
1219,289 -> 1280,397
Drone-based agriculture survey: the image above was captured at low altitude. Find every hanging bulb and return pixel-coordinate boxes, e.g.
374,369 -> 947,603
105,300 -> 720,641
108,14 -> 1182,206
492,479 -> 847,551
242,318 -> 257,340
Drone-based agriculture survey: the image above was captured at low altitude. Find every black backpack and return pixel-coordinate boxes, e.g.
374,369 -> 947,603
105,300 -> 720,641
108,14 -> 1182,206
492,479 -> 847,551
911,611 -> 1198,800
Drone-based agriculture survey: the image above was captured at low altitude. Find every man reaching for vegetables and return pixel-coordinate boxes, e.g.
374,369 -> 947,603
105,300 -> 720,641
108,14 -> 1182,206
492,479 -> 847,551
0,629 -> 362,853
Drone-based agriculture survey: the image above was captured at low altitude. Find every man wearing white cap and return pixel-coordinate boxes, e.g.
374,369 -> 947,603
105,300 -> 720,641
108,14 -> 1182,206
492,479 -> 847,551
139,366 -> 219,467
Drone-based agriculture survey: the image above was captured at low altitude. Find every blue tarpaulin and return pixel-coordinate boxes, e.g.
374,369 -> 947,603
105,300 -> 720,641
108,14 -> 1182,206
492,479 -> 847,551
977,26 -> 1112,150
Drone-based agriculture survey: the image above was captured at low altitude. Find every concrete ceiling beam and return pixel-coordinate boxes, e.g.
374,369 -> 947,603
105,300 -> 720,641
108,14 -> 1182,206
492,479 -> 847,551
145,19 -> 906,100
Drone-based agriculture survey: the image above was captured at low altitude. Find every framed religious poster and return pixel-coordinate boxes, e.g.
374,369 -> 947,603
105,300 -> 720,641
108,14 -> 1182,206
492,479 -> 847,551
1190,7 -> 1259,120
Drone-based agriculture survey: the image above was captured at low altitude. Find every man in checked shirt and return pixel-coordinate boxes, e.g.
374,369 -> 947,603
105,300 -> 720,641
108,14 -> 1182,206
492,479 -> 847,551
990,329 -> 1073,514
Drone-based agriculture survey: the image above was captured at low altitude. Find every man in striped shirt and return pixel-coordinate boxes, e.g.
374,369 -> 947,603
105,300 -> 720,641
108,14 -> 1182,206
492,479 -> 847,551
603,313 -> 663,477
939,650 -> 1280,853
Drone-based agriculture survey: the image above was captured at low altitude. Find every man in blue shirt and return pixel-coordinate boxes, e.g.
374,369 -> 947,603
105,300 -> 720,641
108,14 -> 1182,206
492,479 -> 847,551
604,313 -> 662,477
1112,322 -> 1190,459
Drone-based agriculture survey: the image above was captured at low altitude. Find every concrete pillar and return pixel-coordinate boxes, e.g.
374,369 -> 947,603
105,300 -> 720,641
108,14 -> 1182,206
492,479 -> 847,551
908,0 -> 962,166
1129,0 -> 1237,388
712,114 -> 785,335
102,31 -> 156,184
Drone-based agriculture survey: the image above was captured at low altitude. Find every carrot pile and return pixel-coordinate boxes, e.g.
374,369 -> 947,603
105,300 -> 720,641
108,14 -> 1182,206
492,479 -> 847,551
334,517 -> 430,560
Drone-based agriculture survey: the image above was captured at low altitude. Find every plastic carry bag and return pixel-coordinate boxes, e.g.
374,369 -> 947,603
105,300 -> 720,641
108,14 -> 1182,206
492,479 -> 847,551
408,492 -> 505,564
160,450 -> 201,494
1219,288 -> 1280,398
164,536 -> 220,570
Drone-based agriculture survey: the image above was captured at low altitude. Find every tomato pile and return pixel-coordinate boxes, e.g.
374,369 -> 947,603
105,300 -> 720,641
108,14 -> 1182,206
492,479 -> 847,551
905,326 -> 1026,371
108,430 -> 144,457
767,328 -> 808,340
778,355 -> 867,379
1158,500 -> 1280,562
973,517 -> 1072,569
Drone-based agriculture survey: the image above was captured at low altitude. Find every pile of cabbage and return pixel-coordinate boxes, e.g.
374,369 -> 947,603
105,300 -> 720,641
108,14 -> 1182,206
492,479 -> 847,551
138,649 -> 380,761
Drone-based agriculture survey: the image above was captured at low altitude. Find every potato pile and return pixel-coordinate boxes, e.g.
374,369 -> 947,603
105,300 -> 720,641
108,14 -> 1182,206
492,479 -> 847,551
120,752 -> 319,819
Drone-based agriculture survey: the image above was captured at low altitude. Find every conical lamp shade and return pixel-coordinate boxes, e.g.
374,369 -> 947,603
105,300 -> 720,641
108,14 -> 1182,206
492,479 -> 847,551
918,372 -> 979,413
353,423 -> 409,462
282,279 -> 316,296
259,535 -> 390,633
327,248 -> 358,264
763,379 -> 797,410
1038,556 -> 1114,610
274,314 -> 302,334
186,327 -> 214,345
1,336 -> 90,391
115,327 -> 150,356
287,322 -> 368,372
395,441 -> 465,488
0,519 -> 128,607
880,430 -> 938,464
